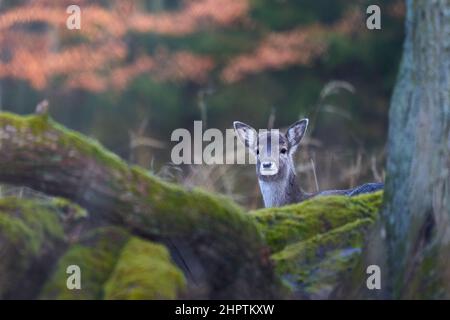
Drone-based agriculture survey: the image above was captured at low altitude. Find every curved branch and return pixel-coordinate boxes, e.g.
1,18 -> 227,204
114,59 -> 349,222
0,112 -> 280,299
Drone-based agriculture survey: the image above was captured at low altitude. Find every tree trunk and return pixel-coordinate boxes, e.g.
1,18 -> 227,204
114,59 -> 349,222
382,0 -> 450,298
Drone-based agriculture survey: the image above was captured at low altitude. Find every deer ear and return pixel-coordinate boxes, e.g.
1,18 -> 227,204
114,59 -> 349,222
286,118 -> 308,152
233,121 -> 257,150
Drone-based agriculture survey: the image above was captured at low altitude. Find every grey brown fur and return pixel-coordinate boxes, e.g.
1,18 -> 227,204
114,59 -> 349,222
234,119 -> 383,208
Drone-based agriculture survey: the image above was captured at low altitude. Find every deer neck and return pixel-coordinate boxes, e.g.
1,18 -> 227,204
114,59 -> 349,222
258,168 -> 307,208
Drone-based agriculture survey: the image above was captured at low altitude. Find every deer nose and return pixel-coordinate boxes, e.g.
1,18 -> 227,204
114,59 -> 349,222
262,162 -> 273,169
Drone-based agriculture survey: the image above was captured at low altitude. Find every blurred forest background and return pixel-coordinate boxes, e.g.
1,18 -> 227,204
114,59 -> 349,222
0,0 -> 405,209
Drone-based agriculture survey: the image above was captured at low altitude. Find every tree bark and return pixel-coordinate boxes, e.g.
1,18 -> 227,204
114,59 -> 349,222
382,0 -> 450,298
0,113 -> 280,299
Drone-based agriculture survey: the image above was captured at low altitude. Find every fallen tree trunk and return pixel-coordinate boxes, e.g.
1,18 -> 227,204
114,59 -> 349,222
0,112 -> 280,299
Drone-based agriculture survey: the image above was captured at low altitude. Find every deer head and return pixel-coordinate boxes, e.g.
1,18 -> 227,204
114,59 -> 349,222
233,118 -> 384,208
234,119 -> 308,178
234,119 -> 309,207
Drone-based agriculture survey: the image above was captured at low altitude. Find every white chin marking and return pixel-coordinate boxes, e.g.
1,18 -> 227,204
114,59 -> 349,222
260,168 -> 278,176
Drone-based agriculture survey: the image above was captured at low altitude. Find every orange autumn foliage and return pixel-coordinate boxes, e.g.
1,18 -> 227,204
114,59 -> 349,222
222,9 -> 363,83
0,1 -> 372,92
0,0 -> 227,91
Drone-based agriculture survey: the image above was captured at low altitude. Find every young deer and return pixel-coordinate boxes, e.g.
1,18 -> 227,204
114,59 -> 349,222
234,119 -> 383,208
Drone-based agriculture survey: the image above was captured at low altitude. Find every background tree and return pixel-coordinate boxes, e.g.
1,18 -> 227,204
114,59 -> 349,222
382,0 -> 450,299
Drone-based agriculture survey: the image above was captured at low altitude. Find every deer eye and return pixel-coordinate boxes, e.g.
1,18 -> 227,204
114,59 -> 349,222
281,148 -> 287,154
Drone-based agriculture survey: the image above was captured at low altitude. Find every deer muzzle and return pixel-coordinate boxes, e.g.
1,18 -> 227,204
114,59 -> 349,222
260,161 -> 278,175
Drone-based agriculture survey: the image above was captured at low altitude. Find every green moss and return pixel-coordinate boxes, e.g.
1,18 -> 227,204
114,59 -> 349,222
51,197 -> 88,219
127,164 -> 260,248
0,197 -> 65,255
273,218 -> 374,270
0,112 -> 49,134
40,227 -> 185,300
103,237 -> 186,300
251,191 -> 382,252
249,192 -> 383,298
0,197 -> 68,298
0,210 -> 37,252
40,226 -> 130,300
0,112 -> 129,174
272,218 -> 375,298
272,218 -> 373,299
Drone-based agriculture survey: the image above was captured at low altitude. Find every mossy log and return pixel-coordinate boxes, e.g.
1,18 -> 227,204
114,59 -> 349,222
0,112 -> 384,299
0,112 -> 279,299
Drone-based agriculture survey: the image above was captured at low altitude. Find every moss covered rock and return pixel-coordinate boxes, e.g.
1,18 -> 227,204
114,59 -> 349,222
251,191 -> 383,299
40,226 -> 186,300
104,237 -> 186,300
0,196 -> 85,298
0,189 -> 383,300
40,226 -> 129,299
251,192 -> 382,252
